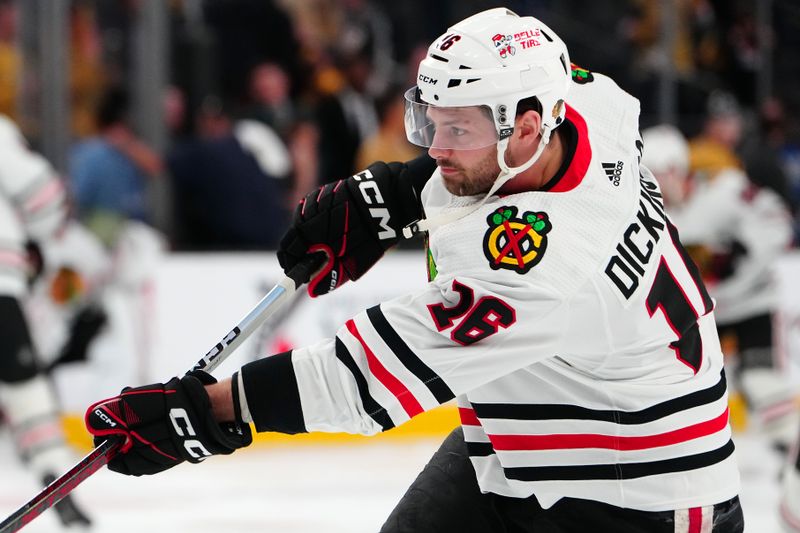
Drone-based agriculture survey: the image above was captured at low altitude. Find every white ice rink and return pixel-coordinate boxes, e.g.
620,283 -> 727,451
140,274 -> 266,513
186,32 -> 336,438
0,429 -> 791,532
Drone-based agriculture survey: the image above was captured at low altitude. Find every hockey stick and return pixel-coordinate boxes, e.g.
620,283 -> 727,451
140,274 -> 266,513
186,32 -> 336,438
0,257 -> 320,533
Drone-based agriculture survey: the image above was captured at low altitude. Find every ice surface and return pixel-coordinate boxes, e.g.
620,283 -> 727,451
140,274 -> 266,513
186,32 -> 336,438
0,431 -> 789,532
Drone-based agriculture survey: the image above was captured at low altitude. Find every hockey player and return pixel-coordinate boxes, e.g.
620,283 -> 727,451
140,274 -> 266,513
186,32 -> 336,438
641,125 -> 797,452
86,8 -> 744,531
24,219 -> 110,373
0,115 -> 92,528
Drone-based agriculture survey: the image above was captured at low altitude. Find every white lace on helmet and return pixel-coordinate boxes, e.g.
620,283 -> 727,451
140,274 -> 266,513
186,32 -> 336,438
402,8 -> 572,236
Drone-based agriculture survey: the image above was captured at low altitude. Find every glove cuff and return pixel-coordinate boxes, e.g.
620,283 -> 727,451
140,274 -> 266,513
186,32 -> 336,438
231,371 -> 253,424
175,376 -> 252,460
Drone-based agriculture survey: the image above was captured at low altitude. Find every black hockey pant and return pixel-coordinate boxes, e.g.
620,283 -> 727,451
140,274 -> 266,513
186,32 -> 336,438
0,296 -> 39,383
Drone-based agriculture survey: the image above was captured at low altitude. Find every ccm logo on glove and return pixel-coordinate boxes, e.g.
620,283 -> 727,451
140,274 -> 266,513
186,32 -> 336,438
354,170 -> 395,241
169,407 -> 212,460
93,408 -> 117,428
277,160 -> 424,297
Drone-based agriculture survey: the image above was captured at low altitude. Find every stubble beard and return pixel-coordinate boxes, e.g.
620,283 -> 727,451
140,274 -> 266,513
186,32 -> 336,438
440,151 -> 501,197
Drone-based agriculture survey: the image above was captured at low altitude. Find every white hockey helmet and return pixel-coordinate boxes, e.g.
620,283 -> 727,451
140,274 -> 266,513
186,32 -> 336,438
641,125 -> 690,177
405,8 -> 571,153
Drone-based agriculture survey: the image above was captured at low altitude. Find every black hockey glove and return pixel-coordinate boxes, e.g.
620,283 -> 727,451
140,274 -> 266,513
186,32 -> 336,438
84,371 -> 251,476
278,159 -> 429,297
46,304 -> 107,371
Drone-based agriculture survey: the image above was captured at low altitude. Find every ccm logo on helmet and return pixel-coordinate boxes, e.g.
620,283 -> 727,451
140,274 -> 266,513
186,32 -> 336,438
418,74 -> 438,85
169,408 -> 212,460
353,170 -> 396,241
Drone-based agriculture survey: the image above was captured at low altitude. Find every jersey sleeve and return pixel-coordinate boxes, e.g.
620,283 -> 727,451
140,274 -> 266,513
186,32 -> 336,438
0,118 -> 68,242
241,275 -> 569,436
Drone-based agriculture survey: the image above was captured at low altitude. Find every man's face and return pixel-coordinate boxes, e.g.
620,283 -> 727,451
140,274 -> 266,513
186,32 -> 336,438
425,106 -> 500,196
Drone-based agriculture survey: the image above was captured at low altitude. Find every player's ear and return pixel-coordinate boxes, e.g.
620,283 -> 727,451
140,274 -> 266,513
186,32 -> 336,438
514,110 -> 542,147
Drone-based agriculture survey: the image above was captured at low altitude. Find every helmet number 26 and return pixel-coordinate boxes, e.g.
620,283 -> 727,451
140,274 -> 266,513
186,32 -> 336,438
439,34 -> 462,51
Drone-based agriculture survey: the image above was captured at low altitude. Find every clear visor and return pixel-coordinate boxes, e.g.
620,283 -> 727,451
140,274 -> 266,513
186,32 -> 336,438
404,87 -> 499,150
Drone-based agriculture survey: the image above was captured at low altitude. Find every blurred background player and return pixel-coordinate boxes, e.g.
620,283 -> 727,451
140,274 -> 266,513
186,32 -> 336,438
24,219 -> 109,374
642,123 -> 797,452
0,114 -> 92,529
783,439 -> 800,531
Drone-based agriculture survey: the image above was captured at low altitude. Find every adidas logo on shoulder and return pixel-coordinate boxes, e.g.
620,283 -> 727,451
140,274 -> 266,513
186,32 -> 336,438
602,161 -> 623,187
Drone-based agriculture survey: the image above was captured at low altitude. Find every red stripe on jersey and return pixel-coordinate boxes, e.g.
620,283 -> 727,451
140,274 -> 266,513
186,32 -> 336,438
24,179 -> 63,213
780,500 -> 800,531
548,105 -> 592,193
489,408 -> 729,451
759,397 -> 797,424
0,250 -> 27,269
345,319 -> 424,418
687,506 -> 702,533
459,407 -> 480,426
17,422 -> 62,450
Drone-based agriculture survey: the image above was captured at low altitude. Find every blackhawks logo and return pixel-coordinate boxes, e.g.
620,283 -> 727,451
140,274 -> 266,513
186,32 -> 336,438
570,63 -> 594,84
483,206 -> 552,274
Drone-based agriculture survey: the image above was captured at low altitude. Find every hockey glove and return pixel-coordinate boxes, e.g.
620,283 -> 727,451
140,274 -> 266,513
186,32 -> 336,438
46,304 -> 107,371
278,160 -> 423,297
84,371 -> 252,476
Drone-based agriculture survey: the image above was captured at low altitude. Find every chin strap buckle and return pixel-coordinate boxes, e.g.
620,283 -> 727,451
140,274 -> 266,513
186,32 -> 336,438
402,221 -> 421,239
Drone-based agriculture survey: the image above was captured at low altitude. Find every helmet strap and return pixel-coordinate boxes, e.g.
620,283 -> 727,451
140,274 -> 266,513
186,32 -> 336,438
402,126 -> 552,238
491,124 -> 552,197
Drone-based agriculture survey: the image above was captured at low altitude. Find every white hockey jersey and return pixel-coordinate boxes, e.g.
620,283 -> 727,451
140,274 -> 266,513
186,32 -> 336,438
263,71 -> 740,511
670,167 -> 792,325
0,115 -> 68,297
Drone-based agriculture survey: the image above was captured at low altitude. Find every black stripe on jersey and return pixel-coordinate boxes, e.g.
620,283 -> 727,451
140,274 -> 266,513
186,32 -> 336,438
472,371 -> 726,424
366,305 -> 455,404
666,220 -> 714,314
334,337 -> 395,431
503,439 -> 735,481
466,441 -> 495,457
